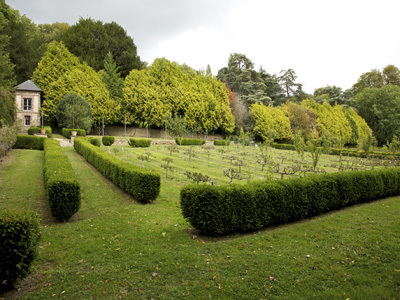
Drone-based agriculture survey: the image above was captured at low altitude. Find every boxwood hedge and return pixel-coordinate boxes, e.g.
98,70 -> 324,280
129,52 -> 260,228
0,210 -> 40,292
74,137 -> 160,203
62,128 -> 86,139
27,126 -> 52,138
89,137 -> 101,147
128,138 -> 151,148
214,140 -> 230,146
43,139 -> 81,222
13,135 -> 45,150
102,136 -> 115,146
180,167 -> 400,236
175,138 -> 206,145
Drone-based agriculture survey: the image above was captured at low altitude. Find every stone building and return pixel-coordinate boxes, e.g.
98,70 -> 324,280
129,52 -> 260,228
14,80 -> 42,131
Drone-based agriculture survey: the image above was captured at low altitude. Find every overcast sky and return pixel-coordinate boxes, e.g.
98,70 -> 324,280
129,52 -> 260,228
6,0 -> 400,93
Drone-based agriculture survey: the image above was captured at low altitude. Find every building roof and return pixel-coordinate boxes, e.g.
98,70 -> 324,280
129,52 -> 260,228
14,80 -> 42,92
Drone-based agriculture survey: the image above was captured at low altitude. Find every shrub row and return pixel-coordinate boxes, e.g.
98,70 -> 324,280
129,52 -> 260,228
43,139 -> 81,222
102,136 -> 115,146
62,128 -> 86,139
27,126 -> 52,138
0,210 -> 40,292
13,135 -> 45,150
180,167 -> 400,236
74,137 -> 160,203
214,140 -> 230,146
128,138 -> 151,147
175,138 -> 206,145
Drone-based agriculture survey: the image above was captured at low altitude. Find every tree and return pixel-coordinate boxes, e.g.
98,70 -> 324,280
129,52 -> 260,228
279,69 -> 305,100
60,18 -> 142,77
313,85 -> 351,106
0,87 -> 15,126
355,84 -> 400,145
382,65 -> 400,86
164,115 -> 187,137
0,2 -> 15,88
56,93 -> 92,132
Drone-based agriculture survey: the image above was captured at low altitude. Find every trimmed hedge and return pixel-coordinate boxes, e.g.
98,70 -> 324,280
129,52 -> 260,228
214,140 -> 230,146
43,139 -> 81,222
175,138 -> 206,145
0,210 -> 40,292
128,138 -> 151,148
74,137 -> 160,203
89,137 -> 101,147
62,128 -> 86,139
28,126 -> 52,138
102,136 -> 115,146
180,167 -> 400,236
13,135 -> 45,150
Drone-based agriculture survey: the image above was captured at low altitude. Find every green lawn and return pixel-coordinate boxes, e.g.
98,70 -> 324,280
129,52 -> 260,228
0,147 -> 399,299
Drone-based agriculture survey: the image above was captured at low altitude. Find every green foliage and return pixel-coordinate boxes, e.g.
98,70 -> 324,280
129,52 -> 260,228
0,121 -> 18,160
283,101 -> 317,137
175,138 -> 205,146
386,135 -> 400,154
164,115 -> 188,138
351,65 -> 400,95
56,93 -> 92,132
61,128 -> 86,139
89,137 -> 101,147
60,18 -> 142,78
13,135 -> 45,150
293,131 -> 306,158
213,140 -> 230,146
43,139 -> 81,222
250,103 -> 293,141
0,210 -> 40,291
128,138 -> 151,148
180,167 -> 400,236
355,84 -> 400,145
102,136 -> 115,146
0,87 -> 15,125
27,126 -> 52,137
307,138 -> 323,172
123,58 -> 234,133
74,137 -> 160,202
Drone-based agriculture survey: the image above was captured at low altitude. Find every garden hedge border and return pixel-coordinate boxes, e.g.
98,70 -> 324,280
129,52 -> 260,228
0,210 -> 40,292
180,167 -> 400,236
102,136 -> 115,146
128,138 -> 151,148
43,139 -> 81,222
27,126 -> 52,138
13,135 -> 45,150
214,140 -> 230,146
74,137 -> 160,203
62,128 -> 86,139
175,138 -> 206,146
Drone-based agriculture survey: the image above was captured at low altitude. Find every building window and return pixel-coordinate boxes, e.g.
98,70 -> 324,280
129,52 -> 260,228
23,98 -> 32,111
24,116 -> 31,126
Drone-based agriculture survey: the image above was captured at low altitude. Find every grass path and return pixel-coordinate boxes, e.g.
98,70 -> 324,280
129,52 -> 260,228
1,147 -> 400,299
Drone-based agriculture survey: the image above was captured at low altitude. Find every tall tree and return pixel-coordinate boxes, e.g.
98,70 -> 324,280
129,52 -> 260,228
355,84 -> 400,145
279,69 -> 305,100
382,65 -> 400,85
100,51 -> 124,103
60,18 -> 142,77
313,85 -> 352,106
0,3 -> 15,88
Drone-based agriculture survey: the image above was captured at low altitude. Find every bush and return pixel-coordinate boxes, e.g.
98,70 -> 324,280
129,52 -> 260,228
0,210 -> 40,292
102,136 -> 115,146
27,126 -> 52,138
61,128 -> 86,139
175,138 -> 206,145
13,135 -> 45,150
43,139 -> 81,222
180,167 -> 400,236
74,137 -> 160,203
214,140 -> 230,146
128,138 -> 151,148
89,137 -> 101,147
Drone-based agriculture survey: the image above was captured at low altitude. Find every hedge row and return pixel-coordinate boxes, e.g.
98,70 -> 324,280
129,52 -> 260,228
175,138 -> 206,145
13,135 -> 45,150
62,128 -> 86,139
74,137 -> 160,203
89,137 -> 101,147
180,167 -> 400,236
43,139 -> 81,222
128,138 -> 151,147
214,140 -> 230,146
27,126 -> 52,138
102,136 -> 115,146
0,210 -> 40,292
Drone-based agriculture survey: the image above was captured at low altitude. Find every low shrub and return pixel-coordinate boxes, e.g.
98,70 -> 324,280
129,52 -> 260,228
74,137 -> 160,203
128,138 -> 151,148
102,136 -> 115,146
0,210 -> 40,292
214,140 -> 230,146
180,167 -> 400,236
175,138 -> 206,146
89,137 -> 101,147
27,126 -> 52,138
13,135 -> 45,150
43,139 -> 81,222
62,128 -> 86,139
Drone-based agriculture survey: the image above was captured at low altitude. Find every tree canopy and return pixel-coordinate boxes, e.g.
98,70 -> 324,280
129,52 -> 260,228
56,93 -> 92,132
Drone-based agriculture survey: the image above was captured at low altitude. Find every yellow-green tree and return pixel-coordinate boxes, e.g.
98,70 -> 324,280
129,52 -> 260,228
250,103 -> 292,141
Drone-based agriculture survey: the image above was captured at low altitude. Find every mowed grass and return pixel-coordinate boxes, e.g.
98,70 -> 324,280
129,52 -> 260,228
0,147 -> 399,299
